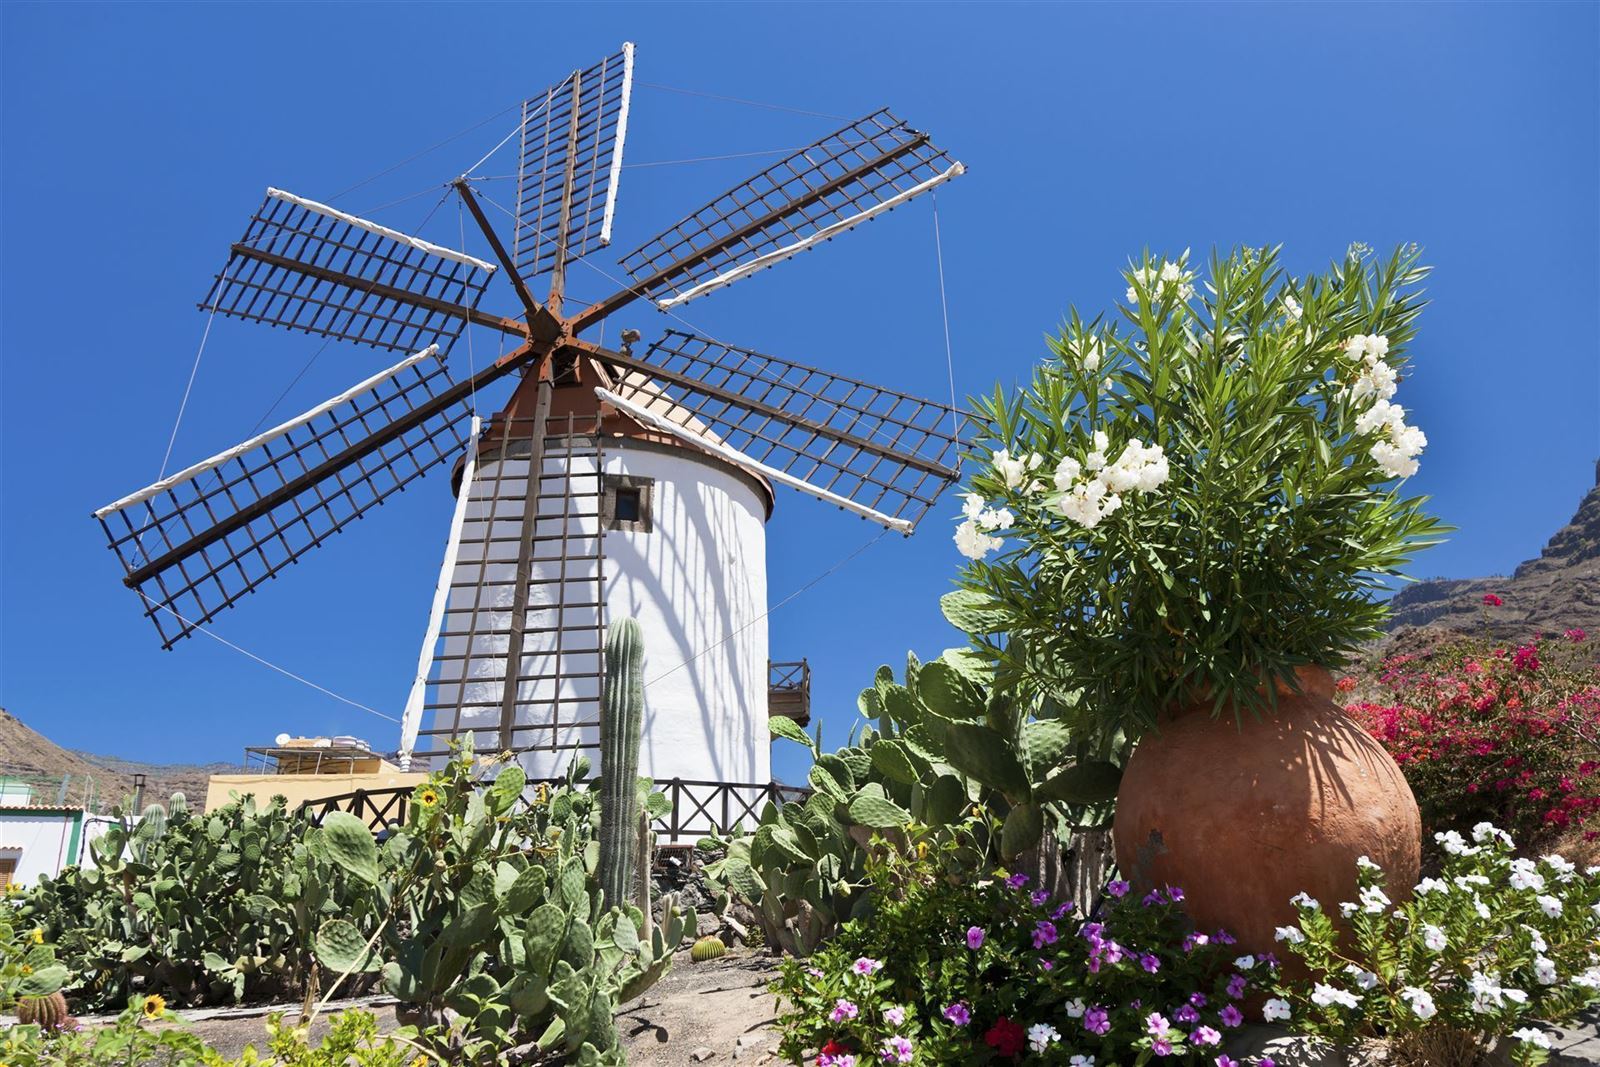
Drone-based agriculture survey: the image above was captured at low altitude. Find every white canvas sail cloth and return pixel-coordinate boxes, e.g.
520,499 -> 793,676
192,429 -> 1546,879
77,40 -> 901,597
595,386 -> 915,534
398,415 -> 483,770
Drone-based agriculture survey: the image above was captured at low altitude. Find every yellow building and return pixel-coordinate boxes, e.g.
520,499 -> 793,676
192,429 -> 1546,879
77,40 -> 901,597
205,737 -> 425,827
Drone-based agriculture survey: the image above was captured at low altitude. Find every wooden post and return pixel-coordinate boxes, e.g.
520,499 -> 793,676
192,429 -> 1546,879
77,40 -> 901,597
497,378 -> 553,752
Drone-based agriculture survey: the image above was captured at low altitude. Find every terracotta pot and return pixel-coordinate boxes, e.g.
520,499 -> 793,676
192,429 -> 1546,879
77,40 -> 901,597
1111,666 -> 1420,963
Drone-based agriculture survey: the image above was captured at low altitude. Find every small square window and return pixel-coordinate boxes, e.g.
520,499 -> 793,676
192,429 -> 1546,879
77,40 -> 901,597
603,475 -> 654,533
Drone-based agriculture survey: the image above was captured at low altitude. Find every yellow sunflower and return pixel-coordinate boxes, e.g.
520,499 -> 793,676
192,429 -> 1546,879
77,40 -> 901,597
142,994 -> 166,1019
417,787 -> 440,807
19,964 -> 30,976
411,1056 -> 429,1067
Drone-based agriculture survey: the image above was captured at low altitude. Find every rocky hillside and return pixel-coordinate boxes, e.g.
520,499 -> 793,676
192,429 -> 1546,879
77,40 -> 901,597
1387,460 -> 1600,639
0,706 -> 224,812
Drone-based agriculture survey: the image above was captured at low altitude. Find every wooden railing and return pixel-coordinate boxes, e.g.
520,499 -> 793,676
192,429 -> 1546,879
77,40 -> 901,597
300,778 -> 810,842
768,659 -> 811,726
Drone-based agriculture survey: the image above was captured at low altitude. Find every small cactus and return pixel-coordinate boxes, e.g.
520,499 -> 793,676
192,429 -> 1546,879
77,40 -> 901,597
17,991 -> 71,1030
689,935 -> 726,963
168,791 -> 189,816
598,618 -> 645,911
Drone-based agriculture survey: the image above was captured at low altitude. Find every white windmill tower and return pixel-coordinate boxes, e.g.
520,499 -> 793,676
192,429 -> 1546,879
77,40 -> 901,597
93,43 -> 966,809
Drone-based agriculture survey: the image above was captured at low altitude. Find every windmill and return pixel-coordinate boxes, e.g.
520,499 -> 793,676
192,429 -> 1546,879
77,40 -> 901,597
93,43 -> 966,793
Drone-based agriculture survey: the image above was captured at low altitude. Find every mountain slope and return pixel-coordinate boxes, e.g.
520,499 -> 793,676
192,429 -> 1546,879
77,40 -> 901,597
1387,462 -> 1600,639
0,707 -> 223,811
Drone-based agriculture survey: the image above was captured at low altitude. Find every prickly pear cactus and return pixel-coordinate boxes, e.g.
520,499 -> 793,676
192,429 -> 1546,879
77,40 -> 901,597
598,617 -> 644,911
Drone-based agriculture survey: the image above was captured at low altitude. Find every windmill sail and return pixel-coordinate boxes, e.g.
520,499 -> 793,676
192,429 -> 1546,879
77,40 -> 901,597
94,347 -> 517,647
513,43 -> 634,279
613,110 -> 963,311
593,330 -> 962,529
202,188 -> 498,354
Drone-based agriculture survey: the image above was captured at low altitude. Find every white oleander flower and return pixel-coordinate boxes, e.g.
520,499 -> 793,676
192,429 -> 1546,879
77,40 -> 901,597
960,492 -> 985,521
1282,294 -> 1302,321
976,507 -> 1013,532
954,518 -> 1004,560
1400,986 -> 1437,1020
1081,338 -> 1103,372
991,449 -> 1042,490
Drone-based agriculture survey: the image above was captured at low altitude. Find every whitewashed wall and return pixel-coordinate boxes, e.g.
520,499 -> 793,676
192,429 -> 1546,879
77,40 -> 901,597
0,810 -> 111,885
426,438 -> 770,787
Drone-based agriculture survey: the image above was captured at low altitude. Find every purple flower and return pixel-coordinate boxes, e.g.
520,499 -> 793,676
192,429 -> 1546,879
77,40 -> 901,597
943,1002 -> 971,1026
1107,879 -> 1131,897
1174,1004 -> 1200,1024
1143,890 -> 1165,907
1040,959 -> 1053,971
1083,1006 -> 1110,1035
1213,928 -> 1236,945
1226,974 -> 1247,1000
1006,872 -> 1030,889
1081,921 -> 1105,941
807,967 -> 824,979
1153,1039 -> 1173,1057
1182,932 -> 1210,952
830,999 -> 859,1022
852,957 -> 883,976
1220,1004 -> 1243,1028
1262,1060 -> 1277,1067
966,926 -> 986,950
1103,941 -> 1126,965
1140,953 -> 1161,973
1053,901 -> 1075,920
880,1035 -> 914,1064
1217,1058 -> 1240,1067
884,1006 -> 905,1028
1165,885 -> 1185,902
1189,992 -> 1208,1007
1146,1012 -> 1172,1038
1192,1026 -> 1221,1047
1031,889 -> 1050,907
1033,920 -> 1059,948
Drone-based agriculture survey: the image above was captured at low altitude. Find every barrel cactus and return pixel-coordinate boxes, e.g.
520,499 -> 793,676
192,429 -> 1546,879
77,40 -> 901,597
690,936 -> 726,963
168,791 -> 189,816
598,617 -> 644,911
16,991 -> 71,1030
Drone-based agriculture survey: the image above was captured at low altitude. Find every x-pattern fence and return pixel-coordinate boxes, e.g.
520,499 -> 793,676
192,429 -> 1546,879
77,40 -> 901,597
299,778 -> 809,843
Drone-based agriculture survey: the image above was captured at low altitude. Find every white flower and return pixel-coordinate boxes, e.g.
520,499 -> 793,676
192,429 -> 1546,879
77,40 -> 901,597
975,507 -> 1013,532
1472,822 -> 1512,846
1400,986 -> 1437,1020
1468,971 -> 1527,1013
1359,885 -> 1391,914
1064,998 -> 1086,1019
1234,955 -> 1257,970
1436,830 -> 1479,856
1421,924 -> 1447,952
1069,1056 -> 1096,1067
1274,925 -> 1305,944
954,518 -> 1003,560
1345,965 -> 1380,991
1282,294 -> 1302,321
1572,967 -> 1600,989
1512,1027 -> 1552,1050
1535,956 -> 1560,986
1290,892 -> 1320,911
991,449 -> 1042,490
1473,894 -> 1492,919
1080,338 -> 1103,373
1356,855 -> 1381,871
1523,925 -> 1548,953
1027,1023 -> 1059,1052
1311,983 -> 1361,1009
1415,877 -> 1449,895
1510,859 -> 1546,892
1339,901 -> 1359,919
1052,455 -> 1082,493
1543,853 -> 1577,881
1262,998 -> 1292,1022
960,492 -> 985,520
1538,894 -> 1564,918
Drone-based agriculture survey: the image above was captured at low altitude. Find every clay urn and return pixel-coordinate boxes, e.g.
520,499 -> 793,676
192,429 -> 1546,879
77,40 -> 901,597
1111,666 -> 1420,964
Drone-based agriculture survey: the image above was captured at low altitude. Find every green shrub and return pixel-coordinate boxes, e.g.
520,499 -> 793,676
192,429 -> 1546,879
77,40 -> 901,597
1272,823 -> 1600,1066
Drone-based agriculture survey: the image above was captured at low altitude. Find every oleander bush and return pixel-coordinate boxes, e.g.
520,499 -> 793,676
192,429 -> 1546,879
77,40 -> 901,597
1348,629 -> 1600,853
774,819 -> 1281,1065
1272,824 -> 1600,1067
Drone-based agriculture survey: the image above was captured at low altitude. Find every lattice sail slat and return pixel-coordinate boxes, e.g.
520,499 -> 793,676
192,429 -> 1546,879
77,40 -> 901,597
202,188 -> 496,354
95,348 -> 475,647
603,330 -> 962,528
513,44 -> 634,278
411,415 -> 607,766
617,109 -> 962,308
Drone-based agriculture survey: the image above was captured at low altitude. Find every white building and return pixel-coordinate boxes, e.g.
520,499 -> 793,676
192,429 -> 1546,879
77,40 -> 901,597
408,365 -> 800,799
0,782 -> 114,888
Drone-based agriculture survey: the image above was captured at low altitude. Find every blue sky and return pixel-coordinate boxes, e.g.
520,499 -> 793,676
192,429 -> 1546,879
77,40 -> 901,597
2,2 -> 1596,787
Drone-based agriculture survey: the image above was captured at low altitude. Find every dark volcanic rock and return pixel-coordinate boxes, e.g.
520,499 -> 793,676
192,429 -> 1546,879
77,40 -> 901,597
1387,460 -> 1600,640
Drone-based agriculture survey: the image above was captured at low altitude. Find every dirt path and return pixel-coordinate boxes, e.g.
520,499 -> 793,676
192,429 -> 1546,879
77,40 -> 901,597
617,952 -> 784,1065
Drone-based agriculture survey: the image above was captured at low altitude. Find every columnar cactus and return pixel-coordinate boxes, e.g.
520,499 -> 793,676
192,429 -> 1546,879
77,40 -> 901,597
168,791 -> 189,816
598,617 -> 645,911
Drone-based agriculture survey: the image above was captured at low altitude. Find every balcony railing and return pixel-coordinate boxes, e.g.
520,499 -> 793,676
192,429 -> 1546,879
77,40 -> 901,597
300,777 -> 810,843
769,659 -> 811,726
